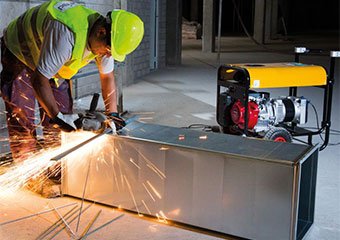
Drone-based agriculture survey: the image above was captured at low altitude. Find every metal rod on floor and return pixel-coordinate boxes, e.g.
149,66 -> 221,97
79,210 -> 102,239
0,202 -> 77,226
81,214 -> 124,238
51,203 -> 78,239
76,156 -> 93,232
47,203 -> 94,240
36,205 -> 79,240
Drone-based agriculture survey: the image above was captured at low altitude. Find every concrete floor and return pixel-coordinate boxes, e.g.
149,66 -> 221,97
0,35 -> 339,239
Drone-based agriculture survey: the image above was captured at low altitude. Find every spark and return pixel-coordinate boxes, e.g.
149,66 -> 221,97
159,210 -> 168,223
137,149 -> 166,179
111,155 -> 120,192
142,183 -> 156,202
129,158 -> 141,169
159,147 -> 169,151
25,105 -> 35,112
199,135 -> 208,140
20,94 -> 29,100
178,134 -> 185,140
146,164 -> 165,180
155,212 -> 167,223
123,175 -> 140,214
138,117 -> 153,121
146,180 -> 162,199
106,89 -> 116,98
141,200 -> 152,215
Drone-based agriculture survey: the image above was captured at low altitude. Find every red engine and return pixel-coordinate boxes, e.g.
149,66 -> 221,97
230,100 -> 259,130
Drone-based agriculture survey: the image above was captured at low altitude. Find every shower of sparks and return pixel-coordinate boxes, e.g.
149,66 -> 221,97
0,131 -> 97,196
146,180 -> 162,200
0,125 -> 177,235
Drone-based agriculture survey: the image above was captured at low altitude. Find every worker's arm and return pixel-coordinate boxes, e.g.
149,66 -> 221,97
100,70 -> 126,129
31,70 -> 59,118
31,70 -> 79,132
100,70 -> 118,113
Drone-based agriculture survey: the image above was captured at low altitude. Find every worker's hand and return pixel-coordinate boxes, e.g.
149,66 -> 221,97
50,112 -> 80,132
107,112 -> 126,130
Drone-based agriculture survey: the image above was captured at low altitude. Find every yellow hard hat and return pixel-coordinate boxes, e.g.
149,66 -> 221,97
110,10 -> 144,62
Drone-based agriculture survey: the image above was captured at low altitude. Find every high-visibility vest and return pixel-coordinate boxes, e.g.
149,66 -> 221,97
5,0 -> 100,79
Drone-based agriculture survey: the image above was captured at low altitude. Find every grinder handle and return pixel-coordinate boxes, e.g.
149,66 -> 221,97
89,93 -> 100,113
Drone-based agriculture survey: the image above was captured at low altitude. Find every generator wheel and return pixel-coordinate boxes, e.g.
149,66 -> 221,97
264,127 -> 292,143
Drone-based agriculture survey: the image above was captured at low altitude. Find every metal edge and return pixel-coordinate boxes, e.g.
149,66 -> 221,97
290,162 -> 301,240
289,144 -> 318,240
295,144 -> 319,165
115,134 -> 298,166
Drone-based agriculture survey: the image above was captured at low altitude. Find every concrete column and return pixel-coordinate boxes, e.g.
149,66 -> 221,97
202,0 -> 214,52
253,0 -> 265,44
114,0 -> 128,112
270,0 -> 279,39
166,0 -> 182,65
254,0 -> 279,44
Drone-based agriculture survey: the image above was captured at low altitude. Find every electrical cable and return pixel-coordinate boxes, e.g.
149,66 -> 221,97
308,101 -> 340,147
308,101 -> 324,139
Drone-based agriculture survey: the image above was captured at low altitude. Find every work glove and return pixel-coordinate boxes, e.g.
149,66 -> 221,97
107,112 -> 126,130
50,112 -> 80,132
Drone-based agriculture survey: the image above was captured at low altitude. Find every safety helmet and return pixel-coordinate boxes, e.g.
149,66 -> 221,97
109,10 -> 144,62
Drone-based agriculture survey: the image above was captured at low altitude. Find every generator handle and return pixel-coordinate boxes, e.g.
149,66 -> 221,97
319,51 -> 339,150
295,47 -> 323,54
294,47 -> 324,62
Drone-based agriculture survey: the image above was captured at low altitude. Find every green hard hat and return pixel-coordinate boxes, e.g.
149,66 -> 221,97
110,10 -> 144,62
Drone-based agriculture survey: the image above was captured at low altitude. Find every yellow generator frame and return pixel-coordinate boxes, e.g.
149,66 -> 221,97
217,47 -> 339,150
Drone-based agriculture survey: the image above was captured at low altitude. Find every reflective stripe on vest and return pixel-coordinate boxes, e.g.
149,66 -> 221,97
5,0 -> 99,79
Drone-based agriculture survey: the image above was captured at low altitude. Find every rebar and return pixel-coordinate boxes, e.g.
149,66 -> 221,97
0,202 -> 76,226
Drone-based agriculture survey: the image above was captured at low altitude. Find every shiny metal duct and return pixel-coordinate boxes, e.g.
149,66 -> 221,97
61,122 -> 318,240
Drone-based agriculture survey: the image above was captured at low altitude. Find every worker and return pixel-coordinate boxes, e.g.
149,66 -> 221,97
0,0 -> 144,161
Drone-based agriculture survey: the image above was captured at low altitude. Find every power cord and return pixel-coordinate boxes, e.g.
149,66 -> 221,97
308,101 -> 340,147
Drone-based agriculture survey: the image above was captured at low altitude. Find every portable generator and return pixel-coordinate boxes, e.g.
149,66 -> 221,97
216,47 -> 339,150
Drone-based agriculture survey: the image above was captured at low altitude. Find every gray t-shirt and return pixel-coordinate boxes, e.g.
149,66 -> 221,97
37,19 -> 114,79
